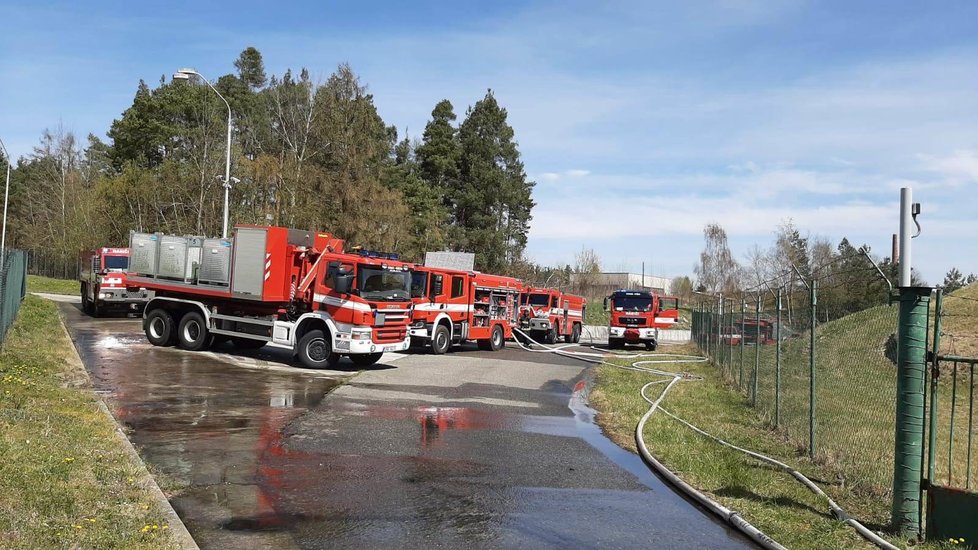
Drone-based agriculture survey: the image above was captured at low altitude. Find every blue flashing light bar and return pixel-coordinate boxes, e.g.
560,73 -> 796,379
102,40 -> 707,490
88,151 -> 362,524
357,249 -> 400,261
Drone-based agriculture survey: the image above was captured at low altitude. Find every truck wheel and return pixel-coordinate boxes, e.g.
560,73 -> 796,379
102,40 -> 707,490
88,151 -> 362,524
297,329 -> 339,369
489,325 -> 504,351
645,341 -> 657,352
145,309 -> 175,346
571,324 -> 582,343
608,337 -> 622,350
545,327 -> 557,345
350,352 -> 383,367
81,285 -> 92,314
177,311 -> 210,351
431,325 -> 450,355
231,337 -> 266,350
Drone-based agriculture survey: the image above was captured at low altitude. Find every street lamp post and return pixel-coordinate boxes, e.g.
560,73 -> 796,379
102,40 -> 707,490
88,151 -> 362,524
0,137 -> 11,268
173,68 -> 235,238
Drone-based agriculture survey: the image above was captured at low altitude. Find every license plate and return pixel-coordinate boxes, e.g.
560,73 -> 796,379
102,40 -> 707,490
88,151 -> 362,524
383,345 -> 398,352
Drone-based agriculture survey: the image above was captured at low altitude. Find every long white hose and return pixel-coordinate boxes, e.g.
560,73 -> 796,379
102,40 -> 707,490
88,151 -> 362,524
511,328 -> 898,550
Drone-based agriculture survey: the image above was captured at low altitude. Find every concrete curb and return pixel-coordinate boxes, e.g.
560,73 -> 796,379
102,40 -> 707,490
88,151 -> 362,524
55,307 -> 199,550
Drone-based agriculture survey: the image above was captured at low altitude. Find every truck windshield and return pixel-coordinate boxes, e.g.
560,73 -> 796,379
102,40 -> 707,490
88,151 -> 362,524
525,293 -> 550,307
613,295 -> 652,312
358,266 -> 411,301
410,271 -> 428,298
104,256 -> 129,270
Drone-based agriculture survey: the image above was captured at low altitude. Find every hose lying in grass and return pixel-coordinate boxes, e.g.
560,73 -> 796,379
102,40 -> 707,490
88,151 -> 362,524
511,328 -> 899,550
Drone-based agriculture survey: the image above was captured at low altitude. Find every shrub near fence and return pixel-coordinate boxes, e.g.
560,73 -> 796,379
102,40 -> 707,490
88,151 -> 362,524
0,250 -> 28,347
693,286 -> 900,524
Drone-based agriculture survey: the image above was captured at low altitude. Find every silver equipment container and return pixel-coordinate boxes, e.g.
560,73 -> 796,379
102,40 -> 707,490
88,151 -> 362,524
198,238 -> 233,285
129,232 -> 159,276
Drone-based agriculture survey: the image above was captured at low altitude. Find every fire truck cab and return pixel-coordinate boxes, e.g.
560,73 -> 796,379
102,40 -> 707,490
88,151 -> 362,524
604,289 -> 679,350
409,267 -> 523,354
519,287 -> 586,344
79,247 -> 152,316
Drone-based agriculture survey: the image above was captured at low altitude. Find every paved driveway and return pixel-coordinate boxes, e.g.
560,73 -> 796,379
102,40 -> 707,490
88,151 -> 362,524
58,300 -> 750,549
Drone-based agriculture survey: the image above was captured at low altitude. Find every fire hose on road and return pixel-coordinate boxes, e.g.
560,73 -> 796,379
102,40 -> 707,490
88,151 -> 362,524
511,328 -> 899,550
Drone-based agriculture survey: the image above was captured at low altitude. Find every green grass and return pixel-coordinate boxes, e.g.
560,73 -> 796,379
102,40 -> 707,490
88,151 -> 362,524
0,295 -> 177,549
591,345 -> 897,549
27,275 -> 78,296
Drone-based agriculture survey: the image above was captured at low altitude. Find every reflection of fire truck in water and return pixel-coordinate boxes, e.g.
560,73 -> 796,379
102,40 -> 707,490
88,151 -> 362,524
518,287 -> 586,344
79,247 -> 152,316
603,289 -> 679,350
409,267 -> 524,354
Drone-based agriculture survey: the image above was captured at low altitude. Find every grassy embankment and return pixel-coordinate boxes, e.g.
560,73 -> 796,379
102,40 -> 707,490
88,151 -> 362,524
0,277 -> 176,548
27,274 -> 78,295
591,284 -> 978,549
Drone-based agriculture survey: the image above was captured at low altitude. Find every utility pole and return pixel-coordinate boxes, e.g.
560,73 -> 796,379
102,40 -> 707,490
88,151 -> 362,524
891,187 -> 931,535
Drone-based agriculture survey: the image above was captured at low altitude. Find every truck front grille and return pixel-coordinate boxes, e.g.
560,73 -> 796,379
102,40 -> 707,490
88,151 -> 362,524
373,328 -> 406,344
620,317 -> 647,327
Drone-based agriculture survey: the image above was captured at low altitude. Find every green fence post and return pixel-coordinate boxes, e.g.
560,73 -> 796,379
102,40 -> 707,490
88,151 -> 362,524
926,289 -> 942,518
809,279 -> 817,460
776,288 -> 782,427
891,285 -> 932,535
740,300 -> 746,389
754,295 -> 760,406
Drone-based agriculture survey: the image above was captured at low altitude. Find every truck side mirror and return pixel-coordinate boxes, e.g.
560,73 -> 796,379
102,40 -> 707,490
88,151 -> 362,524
430,275 -> 443,299
603,297 -> 609,311
334,271 -> 353,295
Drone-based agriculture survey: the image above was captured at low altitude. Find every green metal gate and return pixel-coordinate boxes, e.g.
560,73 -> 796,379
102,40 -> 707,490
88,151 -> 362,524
925,290 -> 978,545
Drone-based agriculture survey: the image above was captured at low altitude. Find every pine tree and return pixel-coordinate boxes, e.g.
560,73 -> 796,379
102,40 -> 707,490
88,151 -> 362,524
456,90 -> 535,273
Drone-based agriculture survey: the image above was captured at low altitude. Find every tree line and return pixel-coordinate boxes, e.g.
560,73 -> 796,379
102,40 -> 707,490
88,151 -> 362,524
4,47 -> 535,278
691,219 -> 974,323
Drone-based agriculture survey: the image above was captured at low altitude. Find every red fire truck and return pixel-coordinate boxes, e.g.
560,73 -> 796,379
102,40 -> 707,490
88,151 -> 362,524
409,267 -> 523,354
79,247 -> 152,316
603,289 -> 680,350
518,287 -> 586,344
126,225 -> 414,369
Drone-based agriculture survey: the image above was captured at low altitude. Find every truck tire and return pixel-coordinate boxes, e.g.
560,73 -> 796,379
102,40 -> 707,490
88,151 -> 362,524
177,311 -> 210,351
645,341 -> 657,352
608,337 -> 623,350
489,324 -> 504,351
231,337 -> 266,350
81,284 -> 92,314
297,329 -> 339,369
350,352 -> 383,367
145,309 -> 175,346
431,324 -> 450,355
571,324 -> 582,344
545,327 -> 557,345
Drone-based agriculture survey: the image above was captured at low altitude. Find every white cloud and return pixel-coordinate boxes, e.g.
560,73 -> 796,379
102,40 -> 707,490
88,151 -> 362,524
920,149 -> 978,184
565,169 -> 590,177
538,172 -> 561,182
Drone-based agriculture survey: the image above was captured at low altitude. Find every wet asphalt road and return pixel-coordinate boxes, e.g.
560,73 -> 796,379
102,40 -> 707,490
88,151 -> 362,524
57,300 -> 752,549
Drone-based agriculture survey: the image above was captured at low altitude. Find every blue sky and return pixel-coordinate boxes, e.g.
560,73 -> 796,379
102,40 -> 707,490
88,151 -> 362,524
2,1 -> 977,284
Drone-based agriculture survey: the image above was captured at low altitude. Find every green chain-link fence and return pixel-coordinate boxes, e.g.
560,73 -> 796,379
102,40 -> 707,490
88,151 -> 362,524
0,250 -> 28,348
692,283 -> 899,520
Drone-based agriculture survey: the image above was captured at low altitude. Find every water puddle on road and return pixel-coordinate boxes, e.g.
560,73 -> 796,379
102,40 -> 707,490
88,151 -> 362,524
68,318 -> 341,549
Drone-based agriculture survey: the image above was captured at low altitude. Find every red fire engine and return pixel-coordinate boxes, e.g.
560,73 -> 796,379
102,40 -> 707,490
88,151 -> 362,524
604,289 -> 680,350
79,247 -> 152,316
409,267 -> 523,354
518,287 -> 586,344
126,225 -> 414,368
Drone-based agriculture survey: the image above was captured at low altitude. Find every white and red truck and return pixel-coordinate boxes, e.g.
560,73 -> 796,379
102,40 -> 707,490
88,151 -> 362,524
603,289 -> 680,350
518,287 -> 586,344
79,247 -> 152,316
409,266 -> 524,353
126,225 -> 414,368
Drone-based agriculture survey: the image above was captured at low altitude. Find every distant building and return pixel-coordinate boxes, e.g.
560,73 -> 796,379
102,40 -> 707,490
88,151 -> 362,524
569,272 -> 673,296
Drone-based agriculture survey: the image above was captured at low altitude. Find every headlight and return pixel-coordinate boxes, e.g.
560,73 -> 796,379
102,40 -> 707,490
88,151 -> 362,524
351,330 -> 372,341
99,292 -> 110,299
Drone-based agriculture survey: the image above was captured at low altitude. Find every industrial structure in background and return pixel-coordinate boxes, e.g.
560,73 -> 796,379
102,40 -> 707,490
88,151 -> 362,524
604,289 -> 679,350
125,225 -> 413,368
519,287 -> 586,344
570,271 -> 673,297
409,266 -> 524,353
78,247 -> 152,316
